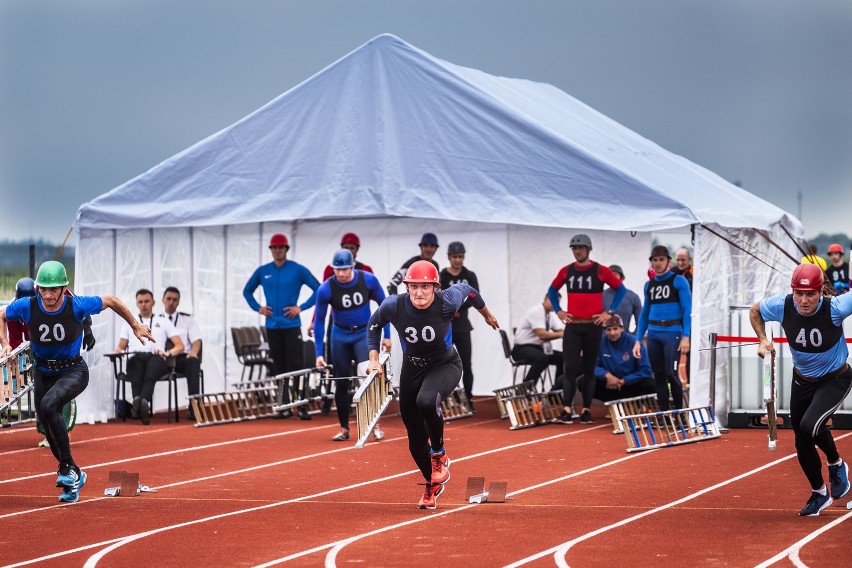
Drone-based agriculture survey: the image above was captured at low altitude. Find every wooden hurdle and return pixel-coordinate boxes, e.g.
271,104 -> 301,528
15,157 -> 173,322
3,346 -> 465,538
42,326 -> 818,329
618,405 -> 720,453
604,393 -> 659,434
504,391 -> 564,430
493,382 -> 536,419
353,353 -> 392,448
1,342 -> 35,428
441,387 -> 474,421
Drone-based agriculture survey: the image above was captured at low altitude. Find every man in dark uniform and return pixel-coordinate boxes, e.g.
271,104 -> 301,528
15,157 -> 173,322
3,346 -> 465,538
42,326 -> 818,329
386,232 -> 440,295
825,243 -> 850,295
750,263 -> 852,516
0,261 -> 154,503
439,241 -> 479,408
366,260 -> 499,510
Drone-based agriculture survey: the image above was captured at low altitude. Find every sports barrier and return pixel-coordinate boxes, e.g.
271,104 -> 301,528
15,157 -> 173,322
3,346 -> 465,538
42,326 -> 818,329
353,352 -> 392,448
1,341 -> 35,428
619,405 -> 720,452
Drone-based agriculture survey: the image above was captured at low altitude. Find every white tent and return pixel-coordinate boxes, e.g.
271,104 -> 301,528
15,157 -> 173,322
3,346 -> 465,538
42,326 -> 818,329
74,34 -> 802,425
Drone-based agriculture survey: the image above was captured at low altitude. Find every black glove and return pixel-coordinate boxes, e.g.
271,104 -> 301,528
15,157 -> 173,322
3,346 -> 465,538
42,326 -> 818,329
82,316 -> 96,351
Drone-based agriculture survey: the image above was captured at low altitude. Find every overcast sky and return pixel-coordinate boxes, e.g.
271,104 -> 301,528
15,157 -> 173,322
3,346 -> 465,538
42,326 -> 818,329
1,0 -> 850,244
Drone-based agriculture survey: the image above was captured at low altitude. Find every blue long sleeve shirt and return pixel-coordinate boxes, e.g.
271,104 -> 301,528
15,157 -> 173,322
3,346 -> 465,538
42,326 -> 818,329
635,271 -> 692,339
594,331 -> 653,385
243,260 -> 319,329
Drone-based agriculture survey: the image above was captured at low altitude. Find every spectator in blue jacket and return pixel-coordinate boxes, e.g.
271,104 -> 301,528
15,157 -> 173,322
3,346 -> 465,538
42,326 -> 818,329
243,233 -> 320,418
594,314 -> 655,403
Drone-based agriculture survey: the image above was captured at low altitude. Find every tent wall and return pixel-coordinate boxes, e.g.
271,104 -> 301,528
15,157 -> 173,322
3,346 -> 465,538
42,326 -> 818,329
75,221 -> 650,422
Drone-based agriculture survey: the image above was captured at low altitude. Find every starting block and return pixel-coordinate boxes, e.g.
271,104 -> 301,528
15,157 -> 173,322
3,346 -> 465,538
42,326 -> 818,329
618,405 -> 720,453
104,471 -> 151,497
604,393 -> 659,435
465,476 -> 509,504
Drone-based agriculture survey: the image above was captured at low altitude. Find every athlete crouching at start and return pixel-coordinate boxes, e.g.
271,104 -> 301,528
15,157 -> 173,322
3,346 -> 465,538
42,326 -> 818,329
366,260 -> 499,510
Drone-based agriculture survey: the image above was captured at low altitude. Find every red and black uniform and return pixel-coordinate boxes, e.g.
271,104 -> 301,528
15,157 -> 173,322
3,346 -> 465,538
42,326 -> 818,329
547,262 -> 624,410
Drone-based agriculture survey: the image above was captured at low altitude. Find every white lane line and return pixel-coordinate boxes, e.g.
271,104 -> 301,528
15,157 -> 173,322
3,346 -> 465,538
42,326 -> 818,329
0,427 -> 173,457
79,427 -> 604,568
504,431 -> 852,568
0,426 -> 37,436
2,539 -> 124,568
755,509 -> 852,568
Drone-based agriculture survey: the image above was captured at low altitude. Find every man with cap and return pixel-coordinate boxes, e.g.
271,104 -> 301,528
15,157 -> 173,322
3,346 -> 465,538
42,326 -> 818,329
314,249 -> 391,441
750,263 -> 852,516
602,265 -> 643,334
825,243 -> 849,295
633,245 -> 692,412
594,314 -> 655,403
0,260 -> 154,503
439,242 -> 479,407
243,233 -> 320,419
386,232 -> 440,296
547,234 -> 626,424
321,232 -> 374,281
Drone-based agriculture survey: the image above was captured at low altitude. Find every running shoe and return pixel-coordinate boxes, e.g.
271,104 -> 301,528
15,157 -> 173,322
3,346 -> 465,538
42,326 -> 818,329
556,411 -> 573,424
56,466 -> 82,490
799,491 -> 832,516
373,424 -> 385,441
430,450 -> 451,485
139,398 -> 151,425
331,428 -> 350,441
59,471 -> 87,504
580,409 -> 594,424
297,406 -> 312,421
829,460 -> 850,499
417,482 -> 445,510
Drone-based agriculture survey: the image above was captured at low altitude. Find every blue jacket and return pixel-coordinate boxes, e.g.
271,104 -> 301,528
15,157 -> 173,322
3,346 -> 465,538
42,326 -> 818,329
594,331 -> 652,385
243,260 -> 319,329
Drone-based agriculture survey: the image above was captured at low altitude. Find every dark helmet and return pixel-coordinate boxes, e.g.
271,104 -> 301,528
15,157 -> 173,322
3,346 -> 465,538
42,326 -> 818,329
447,241 -> 466,255
15,277 -> 36,299
419,232 -> 439,247
649,245 -> 671,261
570,234 -> 592,250
331,249 -> 355,269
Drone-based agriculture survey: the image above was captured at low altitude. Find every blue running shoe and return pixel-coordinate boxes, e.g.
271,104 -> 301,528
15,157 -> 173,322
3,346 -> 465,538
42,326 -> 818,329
829,460 -> 850,499
59,471 -> 86,503
56,467 -> 82,491
799,491 -> 832,516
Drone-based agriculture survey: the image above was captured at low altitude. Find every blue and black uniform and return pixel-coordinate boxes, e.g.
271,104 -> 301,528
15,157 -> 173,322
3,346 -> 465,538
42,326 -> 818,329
314,270 -> 389,429
440,266 -> 479,404
760,292 -> 852,491
367,284 -> 484,482
635,271 -> 692,410
5,294 -> 103,470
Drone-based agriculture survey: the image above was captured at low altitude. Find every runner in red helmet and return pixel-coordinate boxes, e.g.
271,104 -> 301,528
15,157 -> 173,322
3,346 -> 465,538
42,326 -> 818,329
750,263 -> 852,516
825,244 -> 849,295
366,259 -> 499,510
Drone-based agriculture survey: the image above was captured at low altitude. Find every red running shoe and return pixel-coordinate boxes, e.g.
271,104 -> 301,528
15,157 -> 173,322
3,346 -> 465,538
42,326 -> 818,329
417,483 -> 445,510
430,450 -> 451,485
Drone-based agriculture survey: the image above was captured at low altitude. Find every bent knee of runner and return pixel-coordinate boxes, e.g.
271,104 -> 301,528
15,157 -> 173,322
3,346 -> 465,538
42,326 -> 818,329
416,390 -> 442,416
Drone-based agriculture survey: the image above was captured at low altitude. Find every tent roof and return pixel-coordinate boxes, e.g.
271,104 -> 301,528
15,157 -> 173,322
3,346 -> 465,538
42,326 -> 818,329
75,34 -> 800,234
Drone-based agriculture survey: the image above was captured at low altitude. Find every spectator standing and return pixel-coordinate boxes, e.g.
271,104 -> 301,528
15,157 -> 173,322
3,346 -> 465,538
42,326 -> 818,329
594,314 -> 655,403
0,261 -> 154,503
366,261 -> 499,510
548,234 -> 626,424
749,263 -> 852,516
602,264 -> 642,333
243,233 -> 320,419
159,286 -> 203,420
511,294 -> 564,390
673,248 -> 694,290
314,249 -> 391,441
439,241 -> 479,407
825,244 -> 850,295
633,246 -> 692,411
386,232 -> 440,295
116,289 -> 184,425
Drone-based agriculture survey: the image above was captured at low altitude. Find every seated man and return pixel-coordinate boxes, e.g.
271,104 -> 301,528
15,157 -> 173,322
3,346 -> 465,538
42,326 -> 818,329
159,286 -> 202,420
115,289 -> 184,424
511,294 -> 564,389
594,314 -> 655,403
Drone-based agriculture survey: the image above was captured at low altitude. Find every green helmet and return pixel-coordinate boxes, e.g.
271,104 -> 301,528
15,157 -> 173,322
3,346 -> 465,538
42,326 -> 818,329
34,260 -> 69,288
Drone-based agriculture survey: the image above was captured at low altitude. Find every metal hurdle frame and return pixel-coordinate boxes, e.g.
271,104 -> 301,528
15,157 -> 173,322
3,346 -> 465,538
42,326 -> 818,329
270,365 -> 332,414
504,391 -> 563,430
353,352 -> 392,448
604,393 -> 659,435
619,405 -> 720,453
441,387 -> 474,421
493,382 -> 536,419
1,341 -> 35,428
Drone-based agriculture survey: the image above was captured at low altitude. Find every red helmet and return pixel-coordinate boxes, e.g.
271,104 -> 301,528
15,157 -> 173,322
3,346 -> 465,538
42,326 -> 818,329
828,243 -> 844,254
340,232 -> 361,246
791,263 -> 824,291
403,260 -> 439,285
269,233 -> 289,248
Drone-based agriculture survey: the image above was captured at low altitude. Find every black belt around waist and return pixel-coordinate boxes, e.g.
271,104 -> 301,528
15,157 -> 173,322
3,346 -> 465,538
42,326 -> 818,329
405,349 -> 453,368
333,322 -> 367,332
793,363 -> 851,383
649,319 -> 683,327
36,355 -> 84,372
